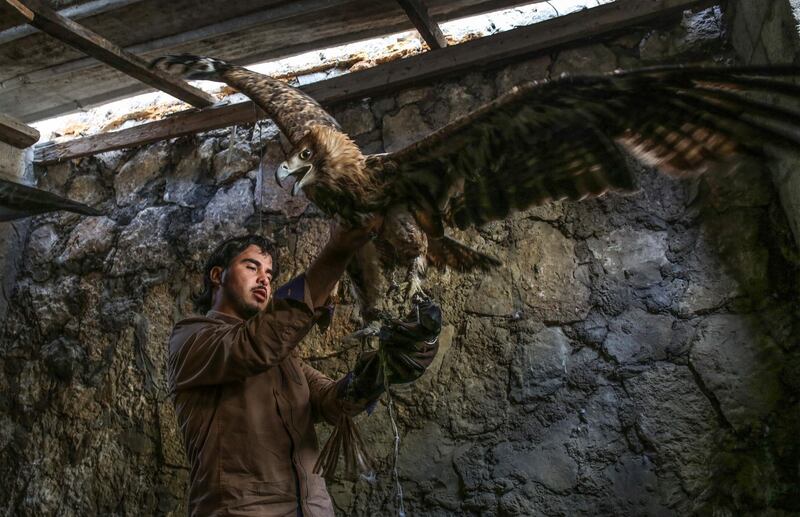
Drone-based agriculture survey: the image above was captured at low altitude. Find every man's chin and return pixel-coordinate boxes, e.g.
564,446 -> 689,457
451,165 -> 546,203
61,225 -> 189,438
236,301 -> 264,320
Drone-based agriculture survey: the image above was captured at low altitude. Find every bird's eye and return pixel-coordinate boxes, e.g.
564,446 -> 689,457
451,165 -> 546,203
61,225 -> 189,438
299,149 -> 312,160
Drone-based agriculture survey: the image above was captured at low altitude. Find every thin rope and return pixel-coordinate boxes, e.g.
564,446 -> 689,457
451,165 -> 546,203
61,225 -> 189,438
381,348 -> 406,517
254,107 -> 264,235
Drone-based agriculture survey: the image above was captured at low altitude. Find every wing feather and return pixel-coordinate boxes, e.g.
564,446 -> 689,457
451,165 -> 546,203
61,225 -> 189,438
383,65 -> 800,230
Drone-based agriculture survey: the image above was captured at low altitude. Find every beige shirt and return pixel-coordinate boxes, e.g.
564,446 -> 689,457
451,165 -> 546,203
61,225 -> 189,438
168,277 -> 348,517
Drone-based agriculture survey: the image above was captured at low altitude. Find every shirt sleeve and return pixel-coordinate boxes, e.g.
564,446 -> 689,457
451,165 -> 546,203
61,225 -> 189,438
168,275 -> 322,391
301,362 -> 380,424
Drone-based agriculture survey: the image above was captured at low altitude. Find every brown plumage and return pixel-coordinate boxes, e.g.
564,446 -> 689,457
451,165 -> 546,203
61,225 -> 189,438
152,55 -> 800,325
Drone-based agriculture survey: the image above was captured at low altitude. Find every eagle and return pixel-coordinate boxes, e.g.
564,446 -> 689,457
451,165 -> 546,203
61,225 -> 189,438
0,177 -> 103,222
152,54 -> 800,331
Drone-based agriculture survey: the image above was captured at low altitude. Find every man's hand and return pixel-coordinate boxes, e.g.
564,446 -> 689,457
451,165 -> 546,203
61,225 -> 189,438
326,215 -> 383,256
306,214 -> 384,308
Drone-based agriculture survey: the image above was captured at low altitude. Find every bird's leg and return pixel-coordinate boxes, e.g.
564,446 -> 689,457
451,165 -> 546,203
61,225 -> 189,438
342,308 -> 391,343
404,255 -> 428,305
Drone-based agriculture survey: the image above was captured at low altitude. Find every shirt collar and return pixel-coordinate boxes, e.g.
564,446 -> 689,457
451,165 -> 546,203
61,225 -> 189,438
205,309 -> 244,324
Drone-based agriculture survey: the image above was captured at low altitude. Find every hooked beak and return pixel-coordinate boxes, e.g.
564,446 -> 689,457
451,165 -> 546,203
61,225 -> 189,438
276,161 -> 314,197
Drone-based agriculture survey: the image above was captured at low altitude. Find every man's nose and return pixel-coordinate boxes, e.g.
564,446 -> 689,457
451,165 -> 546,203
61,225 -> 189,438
257,271 -> 269,286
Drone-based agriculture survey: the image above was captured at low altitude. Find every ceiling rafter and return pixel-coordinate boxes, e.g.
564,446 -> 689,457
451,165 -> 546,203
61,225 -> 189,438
3,0 -> 216,109
34,0 -> 716,164
0,0 -> 146,45
397,0 -> 448,50
0,112 -> 39,148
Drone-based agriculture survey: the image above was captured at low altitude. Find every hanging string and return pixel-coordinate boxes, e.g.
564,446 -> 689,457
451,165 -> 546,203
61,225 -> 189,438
254,106 -> 264,235
381,348 -> 406,517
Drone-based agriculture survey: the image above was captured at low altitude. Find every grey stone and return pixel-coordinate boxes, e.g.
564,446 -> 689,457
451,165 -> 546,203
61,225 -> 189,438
604,308 -> 674,364
442,84 -> 478,122
492,440 -> 578,492
164,140 -> 214,207
382,105 -> 433,153
510,327 -> 570,402
213,141 -> 256,185
111,207 -> 177,275
396,87 -> 432,107
398,422 -> 459,489
67,175 -> 107,207
676,7 -> 725,55
690,315 -> 783,432
552,44 -> 617,76
57,216 -> 116,266
25,275 -> 80,335
41,337 -> 86,381
510,221 -> 591,322
464,275 -> 514,316
36,162 -> 70,196
625,363 -> 717,497
335,103 -> 376,136
186,178 -> 255,262
604,455 -> 671,516
114,142 -> 169,206
587,229 -> 669,288
676,227 -> 741,315
27,224 -> 59,267
495,55 -> 550,95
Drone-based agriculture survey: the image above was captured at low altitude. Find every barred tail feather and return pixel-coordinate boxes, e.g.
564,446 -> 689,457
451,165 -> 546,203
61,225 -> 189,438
427,236 -> 502,271
149,54 -> 231,81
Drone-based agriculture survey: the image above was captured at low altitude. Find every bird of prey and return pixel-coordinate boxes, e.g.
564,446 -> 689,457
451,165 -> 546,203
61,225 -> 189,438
0,177 -> 103,222
152,54 -> 800,329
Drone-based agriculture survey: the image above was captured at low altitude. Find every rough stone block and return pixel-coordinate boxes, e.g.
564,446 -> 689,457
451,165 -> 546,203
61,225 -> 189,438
690,314 -> 783,432
510,327 -> 570,402
587,228 -> 668,288
604,308 -> 674,364
511,220 -> 591,322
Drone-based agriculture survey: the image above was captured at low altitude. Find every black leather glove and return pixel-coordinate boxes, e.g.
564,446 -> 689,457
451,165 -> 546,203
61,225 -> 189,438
340,298 -> 442,404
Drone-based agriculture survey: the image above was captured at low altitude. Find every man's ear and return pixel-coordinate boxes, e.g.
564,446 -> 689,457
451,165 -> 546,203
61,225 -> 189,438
209,266 -> 224,287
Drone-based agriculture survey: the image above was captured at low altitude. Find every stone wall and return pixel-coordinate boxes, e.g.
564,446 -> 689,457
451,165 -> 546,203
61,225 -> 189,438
728,0 -> 800,247
0,142 -> 32,326
2,6 -> 800,516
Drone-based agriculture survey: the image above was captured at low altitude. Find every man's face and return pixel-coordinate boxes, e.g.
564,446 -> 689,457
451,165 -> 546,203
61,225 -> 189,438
212,245 -> 274,319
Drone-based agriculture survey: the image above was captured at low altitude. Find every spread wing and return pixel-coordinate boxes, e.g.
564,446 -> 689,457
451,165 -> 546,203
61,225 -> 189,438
385,65 -> 800,230
0,178 -> 103,221
152,55 -> 340,145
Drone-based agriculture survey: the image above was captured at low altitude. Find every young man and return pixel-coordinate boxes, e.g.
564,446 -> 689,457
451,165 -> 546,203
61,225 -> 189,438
168,221 -> 440,517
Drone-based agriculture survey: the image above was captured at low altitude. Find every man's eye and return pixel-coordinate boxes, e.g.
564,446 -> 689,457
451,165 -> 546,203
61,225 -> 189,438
247,266 -> 256,271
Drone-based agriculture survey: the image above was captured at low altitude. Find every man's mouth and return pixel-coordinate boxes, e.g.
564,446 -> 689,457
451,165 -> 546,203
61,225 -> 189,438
252,288 -> 268,302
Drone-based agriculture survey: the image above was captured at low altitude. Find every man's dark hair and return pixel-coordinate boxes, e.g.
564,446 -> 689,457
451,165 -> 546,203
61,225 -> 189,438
194,234 -> 280,313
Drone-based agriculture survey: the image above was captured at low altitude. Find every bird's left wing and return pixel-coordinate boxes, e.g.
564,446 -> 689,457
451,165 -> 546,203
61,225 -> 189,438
383,65 -> 800,230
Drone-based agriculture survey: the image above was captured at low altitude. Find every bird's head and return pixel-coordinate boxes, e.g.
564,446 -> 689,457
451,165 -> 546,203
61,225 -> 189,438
276,126 -> 366,197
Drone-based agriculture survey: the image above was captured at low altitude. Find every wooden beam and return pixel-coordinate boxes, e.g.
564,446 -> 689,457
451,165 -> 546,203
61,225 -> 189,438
0,0 -> 145,45
397,0 -> 448,50
34,0 -> 715,164
3,0 -> 216,109
0,112 -> 39,148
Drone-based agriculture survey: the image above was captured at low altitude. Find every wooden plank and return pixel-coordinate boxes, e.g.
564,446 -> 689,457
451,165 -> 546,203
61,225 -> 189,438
34,0 -> 715,164
2,0 -> 545,122
397,0 -> 448,49
0,112 -> 39,148
0,0 -> 145,44
3,0 -> 216,108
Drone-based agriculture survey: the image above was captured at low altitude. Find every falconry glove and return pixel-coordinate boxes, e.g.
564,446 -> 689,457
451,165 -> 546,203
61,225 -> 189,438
315,298 -> 442,481
341,298 -> 442,405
